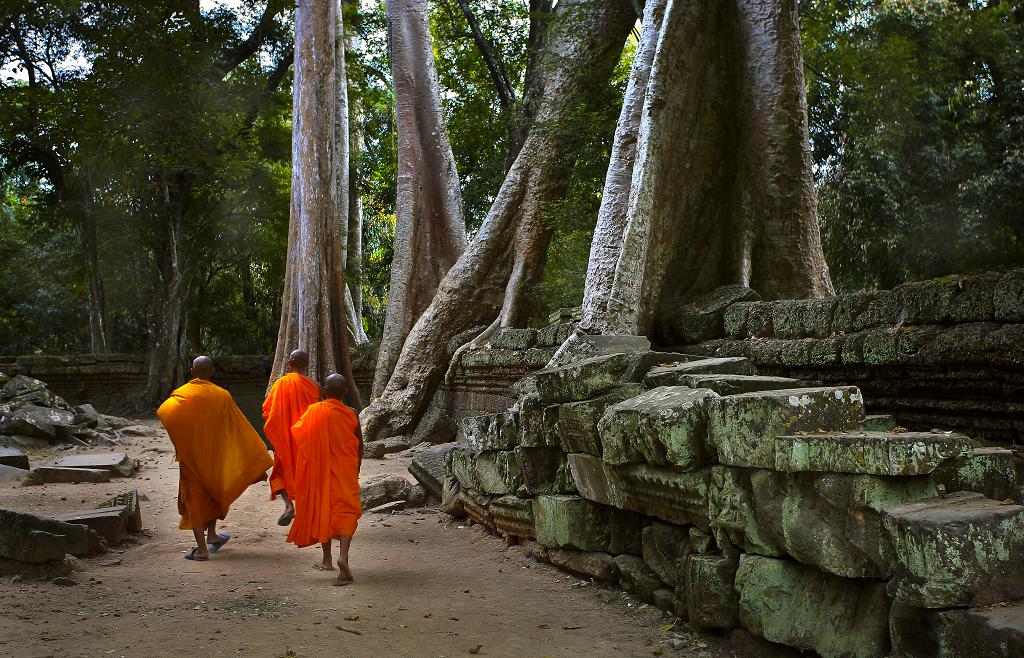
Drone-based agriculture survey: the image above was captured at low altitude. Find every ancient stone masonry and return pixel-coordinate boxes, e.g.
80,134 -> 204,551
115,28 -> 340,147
443,329 -> 1024,657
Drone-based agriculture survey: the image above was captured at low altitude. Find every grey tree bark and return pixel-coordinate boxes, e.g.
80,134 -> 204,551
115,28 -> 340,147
583,0 -> 833,340
270,0 -> 362,406
362,0 -> 636,441
372,0 -> 468,398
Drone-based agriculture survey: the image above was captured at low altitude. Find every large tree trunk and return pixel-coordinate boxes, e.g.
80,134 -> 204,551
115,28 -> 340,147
362,0 -> 636,441
346,96 -> 366,344
270,0 -> 362,407
71,171 -> 110,353
372,0 -> 468,398
583,0 -> 833,340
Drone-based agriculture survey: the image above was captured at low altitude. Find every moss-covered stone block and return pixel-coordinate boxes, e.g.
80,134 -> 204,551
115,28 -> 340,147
994,269 -> 1024,322
447,444 -> 479,491
932,447 -> 1020,502
546,548 -> 618,582
490,327 -> 538,350
536,322 -> 576,347
707,386 -> 865,469
679,374 -> 811,396
558,384 -> 644,456
598,386 -> 718,469
735,554 -> 892,658
614,554 -> 665,603
473,450 -> 524,495
534,352 -> 634,404
774,431 -> 973,476
516,446 -> 575,495
684,554 -> 740,630
533,494 -> 642,554
689,527 -> 715,554
889,601 -> 1024,658
462,411 -> 519,454
641,522 -> 692,587
882,492 -> 1024,608
643,357 -> 755,387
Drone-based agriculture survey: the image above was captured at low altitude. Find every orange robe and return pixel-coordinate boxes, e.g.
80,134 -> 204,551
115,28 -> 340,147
287,399 -> 362,547
157,378 -> 273,530
262,372 -> 321,499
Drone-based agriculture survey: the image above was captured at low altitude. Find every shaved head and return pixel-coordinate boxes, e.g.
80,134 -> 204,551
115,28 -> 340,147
323,373 -> 349,400
191,355 -> 214,380
288,349 -> 309,375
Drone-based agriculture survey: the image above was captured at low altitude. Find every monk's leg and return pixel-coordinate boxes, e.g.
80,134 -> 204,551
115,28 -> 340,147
318,540 -> 333,570
279,491 -> 295,515
335,535 -> 353,585
205,520 -> 219,545
192,527 -> 210,559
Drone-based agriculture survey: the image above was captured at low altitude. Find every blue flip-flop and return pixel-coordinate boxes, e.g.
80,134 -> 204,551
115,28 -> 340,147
184,547 -> 209,561
208,532 -> 231,553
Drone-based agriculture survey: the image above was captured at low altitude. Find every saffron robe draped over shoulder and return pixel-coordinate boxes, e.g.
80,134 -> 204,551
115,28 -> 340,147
262,372 -> 321,499
157,378 -> 273,530
287,399 -> 362,547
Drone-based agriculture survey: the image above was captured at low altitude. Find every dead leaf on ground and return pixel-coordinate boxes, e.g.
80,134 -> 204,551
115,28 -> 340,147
561,625 -> 582,630
537,624 -> 550,629
468,645 -> 483,654
657,623 -> 674,632
335,626 -> 362,635
343,615 -> 360,621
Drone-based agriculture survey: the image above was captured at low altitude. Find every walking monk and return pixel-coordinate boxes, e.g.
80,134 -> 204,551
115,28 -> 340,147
287,374 -> 363,585
262,349 -> 321,526
157,356 -> 273,561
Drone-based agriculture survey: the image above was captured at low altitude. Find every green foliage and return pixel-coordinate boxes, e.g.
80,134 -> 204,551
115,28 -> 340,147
804,0 -> 1024,291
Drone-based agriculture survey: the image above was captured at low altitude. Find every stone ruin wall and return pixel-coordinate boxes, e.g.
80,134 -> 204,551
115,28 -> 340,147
436,268 -> 1024,658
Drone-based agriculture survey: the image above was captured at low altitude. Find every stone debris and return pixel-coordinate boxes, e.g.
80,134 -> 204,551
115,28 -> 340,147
0,463 -> 30,486
362,435 -> 412,459
30,466 -> 112,484
408,442 -> 458,499
53,451 -> 138,477
51,491 -> 143,544
0,509 -> 102,563
359,474 -> 426,510
0,372 -> 126,448
0,447 -> 29,470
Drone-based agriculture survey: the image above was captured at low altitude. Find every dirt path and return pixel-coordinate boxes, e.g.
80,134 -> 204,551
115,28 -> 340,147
0,422 -> 736,658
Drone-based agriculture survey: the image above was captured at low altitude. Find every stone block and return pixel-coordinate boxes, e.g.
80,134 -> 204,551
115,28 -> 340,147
599,386 -> 718,469
490,495 -> 535,540
643,357 -> 755,387
359,474 -> 415,509
709,466 -> 936,579
567,453 -> 712,530
558,384 -> 644,456
651,588 -> 679,614
889,601 -> 1024,658
684,554 -> 740,630
72,404 -> 100,429
0,510 -> 98,563
52,492 -> 142,545
861,414 -> 897,432
613,554 -> 664,604
994,268 -> 1024,322
54,452 -> 137,477
0,463 -> 30,486
473,450 -> 523,495
0,405 -> 75,441
490,327 -> 538,350
440,473 -> 466,518
409,442 -> 458,499
0,447 -> 29,470
546,334 -> 650,367
770,298 -> 837,339
621,351 -> 703,382
32,466 -> 111,484
774,431 -> 973,476
516,398 -> 559,449
932,447 -> 1020,502
659,284 -> 761,344
688,527 -> 715,554
516,446 -> 574,495
641,522 -> 691,587
533,494 -> 642,554
536,322 -> 575,347
677,374 -> 810,396
723,302 -> 753,338
546,549 -> 618,582
446,444 -> 479,491
707,386 -> 865,469
463,412 -> 517,454
735,554 -> 892,658
458,489 -> 495,531
533,353 -> 634,404
882,492 -> 1024,608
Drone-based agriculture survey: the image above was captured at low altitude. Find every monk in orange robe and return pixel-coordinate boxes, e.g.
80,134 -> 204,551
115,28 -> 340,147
157,356 -> 273,560
287,373 -> 363,585
263,349 -> 321,526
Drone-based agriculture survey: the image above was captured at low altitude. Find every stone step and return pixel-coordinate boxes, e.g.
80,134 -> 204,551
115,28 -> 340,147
933,447 -> 1020,502
773,431 -> 974,476
882,491 -> 1024,608
643,357 -> 755,387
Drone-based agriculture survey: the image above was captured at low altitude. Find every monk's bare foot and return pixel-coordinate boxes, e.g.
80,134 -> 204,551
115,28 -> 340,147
334,562 -> 353,586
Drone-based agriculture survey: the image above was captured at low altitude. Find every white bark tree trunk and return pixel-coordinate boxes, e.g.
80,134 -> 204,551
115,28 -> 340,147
372,0 -> 468,398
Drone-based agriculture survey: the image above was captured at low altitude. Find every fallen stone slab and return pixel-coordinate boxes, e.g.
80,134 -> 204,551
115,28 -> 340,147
395,441 -> 433,459
0,464 -> 30,486
0,405 -> 75,441
735,554 -> 891,658
614,554 -> 664,604
362,436 -> 412,459
644,357 -> 756,387
533,353 -> 635,404
567,453 -> 712,530
51,502 -> 138,545
546,548 -> 618,582
708,386 -> 865,468
32,467 -> 111,484
774,431 -> 974,476
599,386 -> 718,469
620,351 -> 705,382
359,474 -> 415,509
933,447 -> 1020,502
533,494 -> 642,554
641,522 -> 691,588
8,434 -> 48,450
72,404 -> 100,429
890,601 -> 1024,658
546,333 -> 651,367
491,495 -> 535,540
684,554 -> 740,630
367,501 -> 406,514
558,385 -> 644,456
0,509 -> 100,563
408,442 -> 458,499
679,374 -> 815,396
882,492 -> 1024,608
0,447 -> 29,470
53,452 -> 137,477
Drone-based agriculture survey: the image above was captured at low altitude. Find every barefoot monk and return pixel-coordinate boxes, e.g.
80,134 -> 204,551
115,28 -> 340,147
262,349 -> 321,526
157,356 -> 273,561
288,373 -> 363,585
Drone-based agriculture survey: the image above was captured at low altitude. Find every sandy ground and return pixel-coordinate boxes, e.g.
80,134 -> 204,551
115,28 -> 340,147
0,422 -> 738,658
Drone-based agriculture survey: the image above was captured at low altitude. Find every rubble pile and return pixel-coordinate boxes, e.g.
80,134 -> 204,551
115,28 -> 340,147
444,330 -> 1024,657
